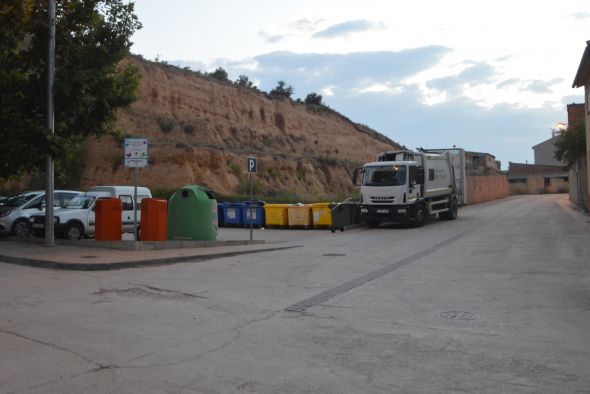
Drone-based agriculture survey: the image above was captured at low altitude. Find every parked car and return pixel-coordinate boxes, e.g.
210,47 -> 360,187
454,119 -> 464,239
30,186 -> 152,240
0,190 -> 81,237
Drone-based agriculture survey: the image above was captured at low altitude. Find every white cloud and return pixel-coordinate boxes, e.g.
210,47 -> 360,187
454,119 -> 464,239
354,82 -> 404,95
320,85 -> 335,97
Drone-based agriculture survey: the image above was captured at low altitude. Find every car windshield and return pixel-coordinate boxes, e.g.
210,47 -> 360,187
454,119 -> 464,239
1,193 -> 41,208
363,165 -> 407,186
65,196 -> 95,209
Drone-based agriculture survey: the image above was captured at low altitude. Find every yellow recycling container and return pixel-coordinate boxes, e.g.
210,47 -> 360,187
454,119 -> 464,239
264,204 -> 289,228
287,204 -> 312,228
311,203 -> 332,228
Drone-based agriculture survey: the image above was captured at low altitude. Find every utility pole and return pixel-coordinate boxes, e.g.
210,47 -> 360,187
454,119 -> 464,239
45,0 -> 56,246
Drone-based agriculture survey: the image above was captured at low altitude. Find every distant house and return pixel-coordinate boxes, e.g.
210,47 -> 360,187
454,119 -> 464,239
465,151 -> 500,175
507,125 -> 570,194
572,40 -> 590,211
507,162 -> 568,194
532,133 -> 565,167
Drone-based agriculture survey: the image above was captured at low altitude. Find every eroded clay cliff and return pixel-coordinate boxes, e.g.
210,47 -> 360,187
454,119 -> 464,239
80,56 -> 400,199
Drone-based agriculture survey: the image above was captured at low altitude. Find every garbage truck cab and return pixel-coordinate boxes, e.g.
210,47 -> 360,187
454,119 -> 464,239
354,149 -> 465,227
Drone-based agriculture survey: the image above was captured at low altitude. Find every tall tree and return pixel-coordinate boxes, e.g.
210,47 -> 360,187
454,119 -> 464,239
0,0 -> 142,180
554,121 -> 586,169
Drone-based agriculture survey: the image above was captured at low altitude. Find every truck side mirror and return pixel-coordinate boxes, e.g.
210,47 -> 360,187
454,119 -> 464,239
352,167 -> 363,186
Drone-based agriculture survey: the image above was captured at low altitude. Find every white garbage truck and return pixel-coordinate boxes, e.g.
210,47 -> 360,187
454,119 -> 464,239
353,148 -> 466,227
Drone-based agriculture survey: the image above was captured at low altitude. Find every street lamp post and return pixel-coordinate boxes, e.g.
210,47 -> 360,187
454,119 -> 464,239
45,0 -> 56,246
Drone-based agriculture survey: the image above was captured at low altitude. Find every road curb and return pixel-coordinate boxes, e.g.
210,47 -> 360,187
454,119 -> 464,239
0,245 -> 302,271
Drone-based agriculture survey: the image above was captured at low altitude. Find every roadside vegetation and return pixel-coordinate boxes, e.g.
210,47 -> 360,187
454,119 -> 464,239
554,121 -> 586,169
0,0 -> 142,187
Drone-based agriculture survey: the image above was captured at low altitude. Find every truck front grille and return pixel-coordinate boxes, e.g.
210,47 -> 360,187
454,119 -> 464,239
370,196 -> 395,204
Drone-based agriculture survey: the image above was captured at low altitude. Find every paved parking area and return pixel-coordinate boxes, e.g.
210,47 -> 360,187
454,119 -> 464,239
1,195 -> 589,393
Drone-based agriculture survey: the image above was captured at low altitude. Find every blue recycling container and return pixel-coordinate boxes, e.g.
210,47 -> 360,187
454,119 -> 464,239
241,201 -> 266,228
223,202 -> 244,227
217,202 -> 229,227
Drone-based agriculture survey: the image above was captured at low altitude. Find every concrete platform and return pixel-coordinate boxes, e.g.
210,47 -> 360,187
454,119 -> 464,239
0,239 -> 300,271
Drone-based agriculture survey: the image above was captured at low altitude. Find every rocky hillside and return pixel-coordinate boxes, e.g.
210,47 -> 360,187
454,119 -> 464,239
80,56 -> 400,199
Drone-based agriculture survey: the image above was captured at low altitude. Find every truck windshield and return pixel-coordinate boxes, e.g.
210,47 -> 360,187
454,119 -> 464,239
363,165 -> 406,186
65,196 -> 95,209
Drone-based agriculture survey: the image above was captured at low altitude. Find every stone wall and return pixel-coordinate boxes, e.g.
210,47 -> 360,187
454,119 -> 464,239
509,175 -> 569,195
569,157 -> 588,211
466,175 -> 510,205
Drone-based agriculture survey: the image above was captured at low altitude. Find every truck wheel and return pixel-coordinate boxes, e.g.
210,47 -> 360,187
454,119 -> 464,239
440,198 -> 458,221
448,198 -> 458,220
65,223 -> 83,240
413,204 -> 427,227
12,219 -> 31,238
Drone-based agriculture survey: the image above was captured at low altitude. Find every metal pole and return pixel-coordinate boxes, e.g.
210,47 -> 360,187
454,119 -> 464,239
249,172 -> 253,241
44,0 -> 56,246
134,167 -> 138,240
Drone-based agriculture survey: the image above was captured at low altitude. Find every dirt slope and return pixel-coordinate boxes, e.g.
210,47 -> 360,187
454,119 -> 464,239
80,56 -> 400,199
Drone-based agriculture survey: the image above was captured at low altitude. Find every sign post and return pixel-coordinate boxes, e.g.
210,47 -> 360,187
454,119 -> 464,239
124,138 -> 148,241
247,157 -> 257,241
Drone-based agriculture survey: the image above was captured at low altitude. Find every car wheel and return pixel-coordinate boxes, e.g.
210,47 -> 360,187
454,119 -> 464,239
413,204 -> 426,227
65,223 -> 83,240
12,219 -> 31,238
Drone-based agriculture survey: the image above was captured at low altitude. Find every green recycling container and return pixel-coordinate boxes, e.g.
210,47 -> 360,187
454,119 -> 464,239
330,201 -> 359,233
167,185 -> 218,240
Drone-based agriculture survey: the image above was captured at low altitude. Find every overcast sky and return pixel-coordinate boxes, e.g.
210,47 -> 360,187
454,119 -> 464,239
130,0 -> 589,168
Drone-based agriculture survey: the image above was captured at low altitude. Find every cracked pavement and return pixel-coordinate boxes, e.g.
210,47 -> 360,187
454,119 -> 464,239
0,195 -> 589,393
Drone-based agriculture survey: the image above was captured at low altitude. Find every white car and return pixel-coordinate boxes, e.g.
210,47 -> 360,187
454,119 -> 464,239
0,190 -> 81,237
30,186 -> 152,240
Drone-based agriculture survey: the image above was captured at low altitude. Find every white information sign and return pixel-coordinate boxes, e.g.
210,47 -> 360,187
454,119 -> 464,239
124,138 -> 148,168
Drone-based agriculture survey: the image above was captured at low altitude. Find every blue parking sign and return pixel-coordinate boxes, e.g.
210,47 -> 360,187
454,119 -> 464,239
247,157 -> 257,173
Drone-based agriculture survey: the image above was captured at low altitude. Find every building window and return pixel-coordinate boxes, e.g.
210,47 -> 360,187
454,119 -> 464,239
508,178 -> 527,184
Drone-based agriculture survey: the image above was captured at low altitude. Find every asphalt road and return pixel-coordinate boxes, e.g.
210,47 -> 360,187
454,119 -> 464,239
1,194 -> 589,393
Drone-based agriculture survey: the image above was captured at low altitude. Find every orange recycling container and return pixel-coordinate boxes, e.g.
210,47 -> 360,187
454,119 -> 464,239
140,198 -> 168,241
95,198 -> 122,241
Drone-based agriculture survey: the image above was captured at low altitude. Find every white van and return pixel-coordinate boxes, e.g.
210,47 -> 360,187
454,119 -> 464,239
30,186 -> 152,240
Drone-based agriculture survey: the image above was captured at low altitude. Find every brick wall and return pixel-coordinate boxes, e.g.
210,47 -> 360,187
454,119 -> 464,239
509,175 -> 569,195
466,175 -> 510,205
508,162 -> 566,174
567,103 -> 585,126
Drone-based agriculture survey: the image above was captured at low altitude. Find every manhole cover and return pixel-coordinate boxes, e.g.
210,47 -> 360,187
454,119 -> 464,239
322,253 -> 346,257
438,311 -> 479,321
81,255 -> 98,259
